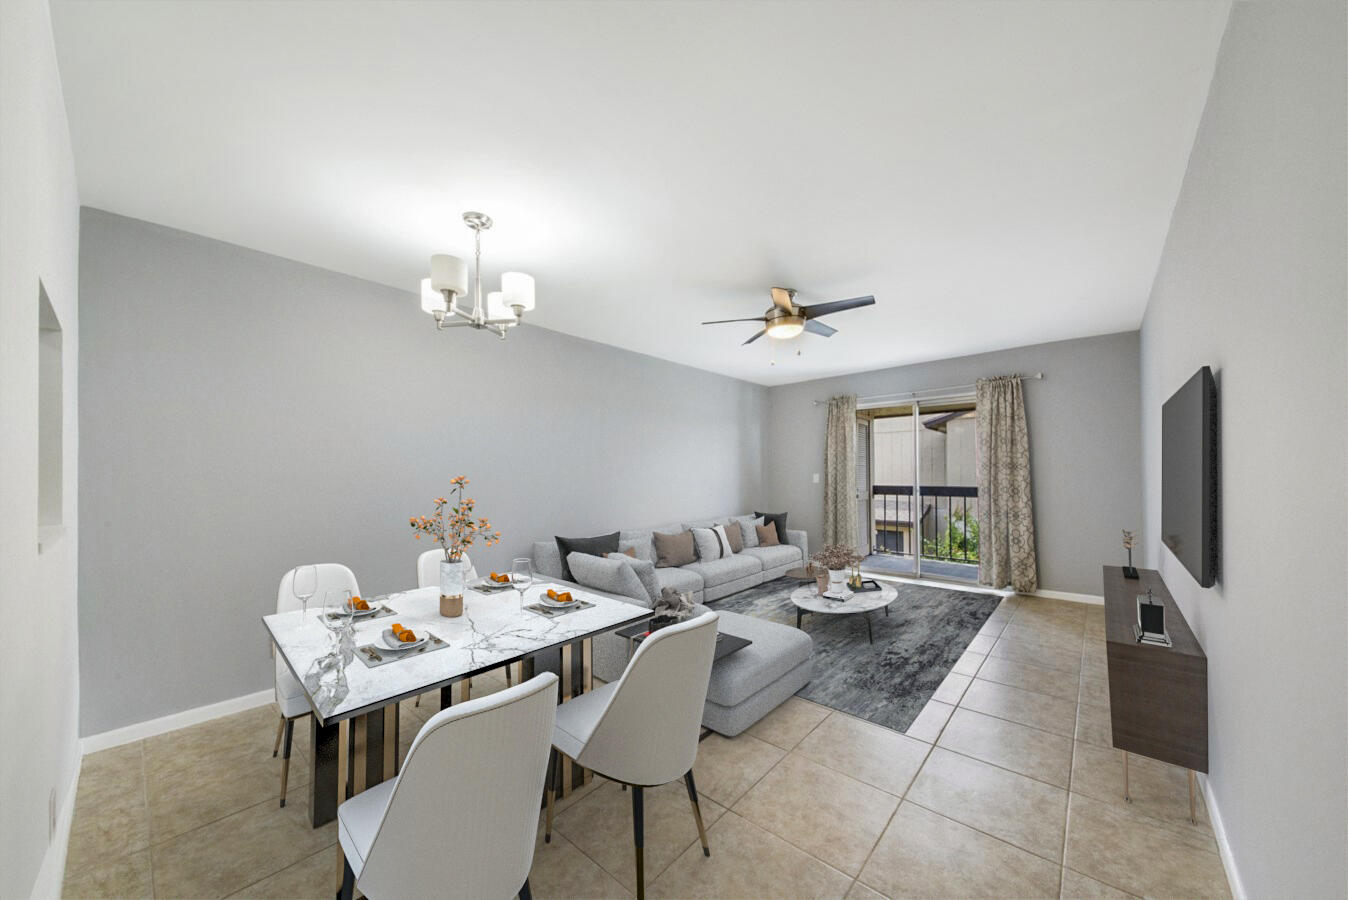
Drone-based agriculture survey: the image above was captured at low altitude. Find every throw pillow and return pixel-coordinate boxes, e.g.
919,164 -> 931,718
754,511 -> 788,544
653,587 -> 696,621
691,527 -> 724,561
756,523 -> 781,546
566,552 -> 648,605
554,531 -> 620,581
618,546 -> 637,557
723,521 -> 744,553
607,552 -> 659,607
713,524 -> 736,556
733,515 -> 763,548
652,530 -> 697,568
619,536 -> 652,562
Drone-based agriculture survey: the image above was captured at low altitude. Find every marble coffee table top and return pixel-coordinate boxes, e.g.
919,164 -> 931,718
790,583 -> 897,615
263,583 -> 648,724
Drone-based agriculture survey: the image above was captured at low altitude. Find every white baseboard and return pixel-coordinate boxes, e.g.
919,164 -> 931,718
80,689 -> 274,755
1198,773 -> 1246,900
1029,588 -> 1104,606
30,756 -> 81,900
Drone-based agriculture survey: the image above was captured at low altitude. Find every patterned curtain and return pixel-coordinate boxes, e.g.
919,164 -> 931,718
976,376 -> 1038,592
822,395 -> 858,549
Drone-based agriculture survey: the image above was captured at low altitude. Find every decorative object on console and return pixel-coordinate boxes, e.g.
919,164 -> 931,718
755,523 -> 780,546
420,211 -> 536,338
1134,588 -> 1170,646
1121,529 -> 1139,578
554,532 -> 620,581
653,530 -> 697,568
409,475 -> 501,617
653,588 -> 696,621
754,511 -> 789,543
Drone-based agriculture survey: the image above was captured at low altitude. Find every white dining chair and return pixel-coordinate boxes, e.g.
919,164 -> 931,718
544,611 -> 719,899
274,563 -> 360,807
416,548 -> 477,590
337,672 -> 559,900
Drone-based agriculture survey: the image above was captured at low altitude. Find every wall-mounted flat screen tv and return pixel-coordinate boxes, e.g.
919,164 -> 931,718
1161,366 -> 1219,587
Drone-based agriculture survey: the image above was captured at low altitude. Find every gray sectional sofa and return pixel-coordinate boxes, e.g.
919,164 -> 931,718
531,513 -> 815,736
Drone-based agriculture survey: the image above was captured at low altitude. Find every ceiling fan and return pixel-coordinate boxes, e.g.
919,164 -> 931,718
702,287 -> 876,345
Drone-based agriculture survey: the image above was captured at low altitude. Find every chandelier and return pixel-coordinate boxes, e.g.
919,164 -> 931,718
420,211 -> 535,338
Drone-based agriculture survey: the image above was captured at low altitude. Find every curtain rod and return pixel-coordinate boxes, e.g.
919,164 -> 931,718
813,372 -> 1044,406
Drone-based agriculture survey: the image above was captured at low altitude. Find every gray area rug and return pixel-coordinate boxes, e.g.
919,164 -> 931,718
710,577 -> 1003,732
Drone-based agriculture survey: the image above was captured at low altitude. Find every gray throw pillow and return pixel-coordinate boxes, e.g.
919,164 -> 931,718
733,515 -> 763,548
690,527 -> 724,561
607,553 -> 659,606
619,536 -> 653,563
566,552 -> 649,605
652,530 -> 697,568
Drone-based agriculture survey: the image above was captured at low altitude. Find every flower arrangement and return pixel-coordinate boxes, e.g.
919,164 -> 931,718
409,476 -> 501,562
812,544 -> 863,572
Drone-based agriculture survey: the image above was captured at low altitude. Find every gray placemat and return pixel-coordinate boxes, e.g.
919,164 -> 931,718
523,599 -> 595,619
323,598 -> 398,624
356,631 -> 450,668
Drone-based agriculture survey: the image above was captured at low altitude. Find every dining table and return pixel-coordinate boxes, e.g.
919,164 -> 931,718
262,578 -> 651,833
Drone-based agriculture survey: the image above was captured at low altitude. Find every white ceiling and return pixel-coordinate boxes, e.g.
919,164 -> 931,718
52,0 -> 1229,386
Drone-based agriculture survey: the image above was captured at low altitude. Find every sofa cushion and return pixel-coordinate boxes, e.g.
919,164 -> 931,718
608,553 -> 660,607
618,534 -> 654,563
741,544 -> 803,570
653,530 -> 697,568
532,540 -> 564,579
566,552 -> 651,605
732,515 -> 763,548
555,532 -> 620,581
655,566 -> 703,597
685,554 -> 762,588
706,610 -> 814,707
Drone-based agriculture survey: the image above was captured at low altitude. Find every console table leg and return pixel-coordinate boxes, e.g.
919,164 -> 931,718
1122,751 -> 1131,802
1188,769 -> 1197,825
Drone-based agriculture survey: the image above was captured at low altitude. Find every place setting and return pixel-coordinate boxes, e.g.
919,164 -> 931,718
356,622 -> 451,668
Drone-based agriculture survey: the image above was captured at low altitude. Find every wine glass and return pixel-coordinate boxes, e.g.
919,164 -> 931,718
292,565 -> 317,622
321,588 -> 353,647
511,558 -> 533,610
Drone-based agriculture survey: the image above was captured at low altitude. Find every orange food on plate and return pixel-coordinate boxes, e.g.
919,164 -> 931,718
397,629 -> 417,642
490,572 -> 510,583
391,623 -> 406,635
546,589 -> 575,603
351,597 -> 369,611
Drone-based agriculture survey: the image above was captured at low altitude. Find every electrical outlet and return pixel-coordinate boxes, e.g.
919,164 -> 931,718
48,788 -> 56,842
812,473 -> 820,484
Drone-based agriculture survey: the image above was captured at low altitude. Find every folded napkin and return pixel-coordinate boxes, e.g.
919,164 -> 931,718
546,588 -> 575,603
390,623 -> 418,643
488,572 -> 511,583
350,596 -> 370,611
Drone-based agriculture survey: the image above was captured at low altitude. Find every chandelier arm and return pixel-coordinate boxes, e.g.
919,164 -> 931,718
471,226 -> 484,322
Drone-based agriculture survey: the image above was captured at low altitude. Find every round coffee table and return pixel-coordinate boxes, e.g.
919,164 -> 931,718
790,583 -> 898,644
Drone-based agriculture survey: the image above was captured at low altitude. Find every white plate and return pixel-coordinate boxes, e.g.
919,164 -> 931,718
381,628 -> 428,651
326,602 -> 380,619
539,593 -> 580,609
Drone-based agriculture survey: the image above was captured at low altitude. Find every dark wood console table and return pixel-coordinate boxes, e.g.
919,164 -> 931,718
1102,565 -> 1208,823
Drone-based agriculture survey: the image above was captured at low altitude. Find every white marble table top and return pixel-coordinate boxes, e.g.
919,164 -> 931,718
790,583 -> 897,615
263,583 -> 648,724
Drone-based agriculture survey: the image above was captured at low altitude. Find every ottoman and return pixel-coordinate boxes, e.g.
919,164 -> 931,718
701,610 -> 814,737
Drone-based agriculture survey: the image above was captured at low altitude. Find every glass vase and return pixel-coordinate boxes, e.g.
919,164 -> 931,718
439,558 -> 467,617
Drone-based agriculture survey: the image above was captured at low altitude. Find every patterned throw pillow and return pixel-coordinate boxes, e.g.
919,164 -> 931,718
690,527 -> 724,561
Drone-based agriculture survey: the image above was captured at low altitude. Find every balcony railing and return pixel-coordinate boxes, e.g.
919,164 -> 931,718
870,484 -> 979,564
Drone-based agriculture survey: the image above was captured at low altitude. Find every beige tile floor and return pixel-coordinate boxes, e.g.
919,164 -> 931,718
63,595 -> 1233,899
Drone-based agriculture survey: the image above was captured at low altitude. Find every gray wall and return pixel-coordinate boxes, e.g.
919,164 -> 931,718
1139,2 -> 1347,896
764,331 -> 1142,596
78,209 -> 767,735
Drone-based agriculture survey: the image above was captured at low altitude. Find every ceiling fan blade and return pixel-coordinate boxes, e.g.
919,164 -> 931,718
742,328 -> 767,345
770,287 -> 796,311
702,317 -> 768,325
803,319 -> 837,337
800,295 -> 876,318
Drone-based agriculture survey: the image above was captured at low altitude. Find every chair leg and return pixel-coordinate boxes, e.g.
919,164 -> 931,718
518,877 -> 532,900
544,748 -> 558,843
338,856 -> 355,900
272,715 -> 285,758
684,770 -> 710,857
632,785 -> 645,900
414,694 -> 420,707
505,665 -> 513,686
279,718 -> 295,808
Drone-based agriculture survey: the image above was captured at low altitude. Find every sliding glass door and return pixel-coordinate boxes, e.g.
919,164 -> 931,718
857,399 -> 980,582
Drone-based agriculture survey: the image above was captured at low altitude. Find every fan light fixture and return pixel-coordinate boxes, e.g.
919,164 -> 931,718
421,212 -> 534,339
765,317 -> 805,339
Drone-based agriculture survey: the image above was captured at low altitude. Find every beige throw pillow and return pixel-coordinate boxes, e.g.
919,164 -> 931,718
724,521 -> 744,553
653,530 -> 697,567
756,523 -> 780,546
